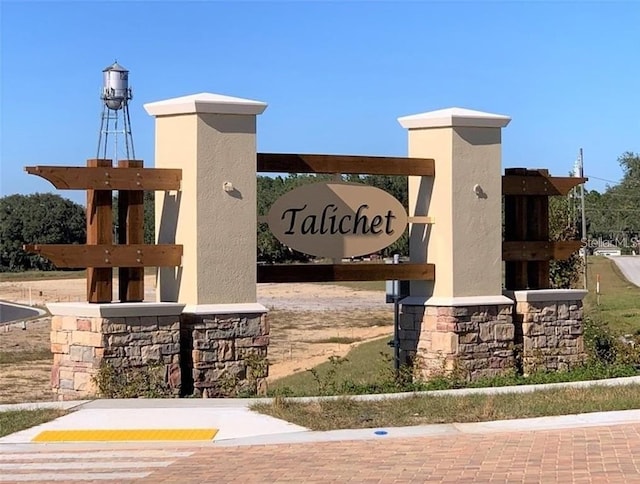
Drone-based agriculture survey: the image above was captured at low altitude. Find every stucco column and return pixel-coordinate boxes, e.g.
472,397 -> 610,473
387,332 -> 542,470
144,93 -> 267,305
398,107 -> 511,301
396,108 -> 514,381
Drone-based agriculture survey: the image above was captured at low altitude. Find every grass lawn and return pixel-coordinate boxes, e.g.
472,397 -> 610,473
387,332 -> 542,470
0,409 -> 67,437
253,384 -> 640,431
585,256 -> 640,334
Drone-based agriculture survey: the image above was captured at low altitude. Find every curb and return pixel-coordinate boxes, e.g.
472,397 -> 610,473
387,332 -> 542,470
2,375 -> 640,412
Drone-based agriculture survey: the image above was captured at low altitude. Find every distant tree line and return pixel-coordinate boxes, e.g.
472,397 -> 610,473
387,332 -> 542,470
0,192 -> 155,272
0,193 -> 86,271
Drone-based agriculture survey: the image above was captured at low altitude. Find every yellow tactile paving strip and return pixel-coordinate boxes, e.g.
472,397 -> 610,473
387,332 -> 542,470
32,428 -> 218,442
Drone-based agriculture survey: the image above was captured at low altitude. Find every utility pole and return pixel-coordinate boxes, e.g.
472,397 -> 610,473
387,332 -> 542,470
579,148 -> 588,290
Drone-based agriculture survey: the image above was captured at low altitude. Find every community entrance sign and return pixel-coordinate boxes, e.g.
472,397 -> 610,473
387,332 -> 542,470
256,153 -> 436,283
266,182 -> 408,259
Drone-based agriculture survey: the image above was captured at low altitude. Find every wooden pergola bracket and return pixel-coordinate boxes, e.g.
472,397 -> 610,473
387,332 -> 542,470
25,166 -> 182,191
24,244 -> 183,268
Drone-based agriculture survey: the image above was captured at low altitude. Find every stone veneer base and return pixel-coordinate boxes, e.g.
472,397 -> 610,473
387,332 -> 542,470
181,304 -> 269,398
47,303 -> 185,401
400,299 -> 515,381
508,290 -> 588,375
400,290 -> 589,382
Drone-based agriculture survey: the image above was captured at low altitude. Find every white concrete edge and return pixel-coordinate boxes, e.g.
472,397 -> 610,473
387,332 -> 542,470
400,295 -> 513,307
450,409 -> 640,434
214,409 -> 640,447
0,400 -> 90,413
397,107 -> 511,129
182,303 -> 269,315
46,302 -> 185,318
214,424 -> 457,446
144,92 -> 267,117
505,289 -> 588,303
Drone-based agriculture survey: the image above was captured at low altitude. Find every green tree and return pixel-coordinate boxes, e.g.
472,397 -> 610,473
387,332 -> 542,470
0,193 -> 86,271
584,152 -> 640,252
549,195 -> 582,288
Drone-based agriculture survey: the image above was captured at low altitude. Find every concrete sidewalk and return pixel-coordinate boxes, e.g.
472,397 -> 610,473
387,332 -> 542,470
0,402 -> 305,448
2,375 -> 640,449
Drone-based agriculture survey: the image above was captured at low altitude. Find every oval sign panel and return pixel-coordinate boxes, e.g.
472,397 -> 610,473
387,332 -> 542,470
267,182 -> 408,259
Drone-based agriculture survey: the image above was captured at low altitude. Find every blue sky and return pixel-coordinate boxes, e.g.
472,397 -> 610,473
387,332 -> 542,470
1,1 -> 639,205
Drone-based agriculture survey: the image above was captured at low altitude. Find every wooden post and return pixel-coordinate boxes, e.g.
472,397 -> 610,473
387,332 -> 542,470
117,160 -> 144,302
86,159 -> 113,303
529,189 -> 550,289
504,168 -> 550,290
504,179 -> 528,290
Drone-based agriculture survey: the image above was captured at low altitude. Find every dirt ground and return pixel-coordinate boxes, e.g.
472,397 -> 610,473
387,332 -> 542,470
0,276 -> 393,403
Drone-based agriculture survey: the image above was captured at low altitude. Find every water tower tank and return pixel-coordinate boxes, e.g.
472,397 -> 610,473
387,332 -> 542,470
101,61 -> 131,111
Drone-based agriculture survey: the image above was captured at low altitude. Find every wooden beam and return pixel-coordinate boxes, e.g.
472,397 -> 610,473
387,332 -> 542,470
257,263 -> 435,283
117,160 -> 145,303
24,165 -> 182,191
86,159 -> 113,303
502,241 -> 583,261
408,216 -> 434,224
502,174 -> 587,196
23,244 -> 183,268
257,153 -> 435,176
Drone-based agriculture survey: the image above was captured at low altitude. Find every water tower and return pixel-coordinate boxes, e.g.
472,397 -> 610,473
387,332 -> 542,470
96,61 -> 135,160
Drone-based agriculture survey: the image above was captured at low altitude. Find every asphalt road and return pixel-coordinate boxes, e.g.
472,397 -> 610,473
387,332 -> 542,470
0,302 -> 42,324
610,256 -> 640,287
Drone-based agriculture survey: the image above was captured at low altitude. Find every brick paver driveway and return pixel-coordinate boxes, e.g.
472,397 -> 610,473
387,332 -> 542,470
144,423 -> 640,483
3,423 -> 640,483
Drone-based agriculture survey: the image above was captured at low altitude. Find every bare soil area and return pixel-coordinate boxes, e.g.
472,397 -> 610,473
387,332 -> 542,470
0,276 -> 392,403
0,319 -> 55,403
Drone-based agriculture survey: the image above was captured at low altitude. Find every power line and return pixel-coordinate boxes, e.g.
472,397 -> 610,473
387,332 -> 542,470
586,175 -> 621,184
586,174 -> 640,187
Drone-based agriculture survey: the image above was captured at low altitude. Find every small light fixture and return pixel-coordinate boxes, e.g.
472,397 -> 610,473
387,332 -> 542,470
473,184 -> 487,199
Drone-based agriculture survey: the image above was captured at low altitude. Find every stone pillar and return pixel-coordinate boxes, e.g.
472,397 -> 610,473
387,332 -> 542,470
144,93 -> 269,396
144,93 -> 267,305
48,302 -> 184,400
509,289 -> 588,375
397,108 -> 514,380
180,304 -> 269,397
